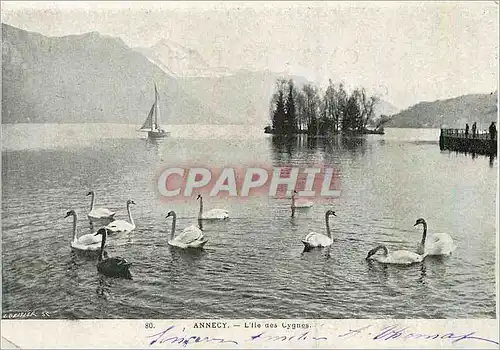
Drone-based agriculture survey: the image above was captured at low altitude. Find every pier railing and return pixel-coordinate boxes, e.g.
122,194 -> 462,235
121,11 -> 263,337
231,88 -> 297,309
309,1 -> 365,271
439,128 -> 497,155
440,128 -> 495,140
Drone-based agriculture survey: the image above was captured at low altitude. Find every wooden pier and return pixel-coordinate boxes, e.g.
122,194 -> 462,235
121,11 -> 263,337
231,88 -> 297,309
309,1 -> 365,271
439,128 -> 497,155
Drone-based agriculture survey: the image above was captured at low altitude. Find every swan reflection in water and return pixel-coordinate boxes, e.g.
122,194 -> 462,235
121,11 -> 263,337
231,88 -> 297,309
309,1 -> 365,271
169,245 -> 208,264
95,274 -> 111,300
300,245 -> 332,259
366,257 -> 427,284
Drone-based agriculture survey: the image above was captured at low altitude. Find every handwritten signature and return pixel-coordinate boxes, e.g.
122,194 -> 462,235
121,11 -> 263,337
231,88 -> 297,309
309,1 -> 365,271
340,324 -> 499,346
147,326 -> 239,347
147,324 -> 499,348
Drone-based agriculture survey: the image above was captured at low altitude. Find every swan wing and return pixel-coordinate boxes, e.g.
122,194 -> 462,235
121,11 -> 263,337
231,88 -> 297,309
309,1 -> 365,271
98,257 -> 132,279
77,233 -> 102,246
174,225 -> 204,244
302,232 -> 333,247
202,209 -> 229,219
89,208 -> 115,218
426,233 -> 456,255
71,241 -> 102,251
105,220 -> 134,232
111,257 -> 131,267
384,250 -> 424,264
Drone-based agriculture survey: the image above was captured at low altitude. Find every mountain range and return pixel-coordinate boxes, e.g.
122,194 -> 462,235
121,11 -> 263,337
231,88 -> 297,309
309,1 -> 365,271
3,23 -> 494,128
1,23 -> 215,124
387,93 -> 498,129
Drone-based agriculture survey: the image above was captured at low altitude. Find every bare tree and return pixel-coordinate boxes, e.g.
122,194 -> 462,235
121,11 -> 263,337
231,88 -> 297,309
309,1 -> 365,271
302,84 -> 320,134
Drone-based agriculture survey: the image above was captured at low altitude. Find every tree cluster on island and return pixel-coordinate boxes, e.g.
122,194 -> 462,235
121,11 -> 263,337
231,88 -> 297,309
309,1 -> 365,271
265,79 -> 390,136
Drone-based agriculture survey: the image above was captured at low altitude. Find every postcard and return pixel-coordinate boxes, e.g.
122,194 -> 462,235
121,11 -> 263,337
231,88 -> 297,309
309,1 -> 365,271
1,1 -> 498,349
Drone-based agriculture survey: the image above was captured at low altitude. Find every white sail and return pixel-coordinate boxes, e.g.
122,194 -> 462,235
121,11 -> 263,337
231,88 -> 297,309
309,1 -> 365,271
139,103 -> 155,131
154,83 -> 160,130
139,83 -> 169,138
139,83 -> 162,131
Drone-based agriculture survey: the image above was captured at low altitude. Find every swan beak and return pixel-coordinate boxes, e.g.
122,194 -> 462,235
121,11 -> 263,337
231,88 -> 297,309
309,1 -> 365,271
413,223 -> 418,226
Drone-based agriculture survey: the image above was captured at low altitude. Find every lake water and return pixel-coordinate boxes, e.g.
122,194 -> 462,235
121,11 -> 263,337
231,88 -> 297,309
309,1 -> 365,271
1,124 -> 497,319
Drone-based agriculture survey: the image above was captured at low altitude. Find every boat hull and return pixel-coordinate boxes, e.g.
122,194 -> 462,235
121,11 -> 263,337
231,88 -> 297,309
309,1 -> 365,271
148,130 -> 170,138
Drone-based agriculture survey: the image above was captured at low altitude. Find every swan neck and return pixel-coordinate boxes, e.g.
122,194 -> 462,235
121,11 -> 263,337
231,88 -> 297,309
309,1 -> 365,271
170,213 -> 176,240
127,203 -> 134,226
99,231 -> 107,261
72,213 -> 78,242
198,197 -> 203,218
291,206 -> 295,218
420,223 -> 427,246
325,213 -> 332,238
89,193 -> 95,211
291,193 -> 295,207
380,245 -> 388,256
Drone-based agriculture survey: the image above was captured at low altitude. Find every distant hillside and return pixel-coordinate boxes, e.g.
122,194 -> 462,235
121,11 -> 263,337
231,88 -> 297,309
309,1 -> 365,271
1,23 -> 218,125
387,93 -> 498,128
0,23 -> 410,127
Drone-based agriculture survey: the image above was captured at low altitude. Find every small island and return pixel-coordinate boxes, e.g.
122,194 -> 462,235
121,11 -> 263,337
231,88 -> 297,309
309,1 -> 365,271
264,78 -> 389,136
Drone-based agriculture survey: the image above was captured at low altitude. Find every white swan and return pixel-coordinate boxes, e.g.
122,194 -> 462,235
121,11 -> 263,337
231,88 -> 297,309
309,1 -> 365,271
87,191 -> 115,221
291,190 -> 313,217
197,194 -> 229,220
414,218 -> 456,256
65,210 -> 105,251
166,211 -> 208,249
366,245 -> 425,265
302,210 -> 336,249
105,200 -> 136,234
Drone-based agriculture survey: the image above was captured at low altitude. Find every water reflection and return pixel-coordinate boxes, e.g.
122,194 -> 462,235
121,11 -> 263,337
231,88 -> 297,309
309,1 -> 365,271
169,245 -> 207,265
300,245 -> 331,259
364,259 -> 390,289
417,263 -> 427,285
269,134 -> 368,164
144,137 -> 167,159
95,275 -> 109,299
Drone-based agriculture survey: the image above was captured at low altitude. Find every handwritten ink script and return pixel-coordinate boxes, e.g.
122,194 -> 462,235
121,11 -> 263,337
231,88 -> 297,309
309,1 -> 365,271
148,326 -> 239,347
146,323 -> 499,348
339,324 -> 499,346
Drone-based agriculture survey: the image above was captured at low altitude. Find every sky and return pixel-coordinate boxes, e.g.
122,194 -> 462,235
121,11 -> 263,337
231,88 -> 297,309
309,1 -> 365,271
2,1 -> 498,109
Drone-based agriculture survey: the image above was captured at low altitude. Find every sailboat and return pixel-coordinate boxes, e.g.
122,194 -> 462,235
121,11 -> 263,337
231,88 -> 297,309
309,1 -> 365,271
139,83 -> 170,139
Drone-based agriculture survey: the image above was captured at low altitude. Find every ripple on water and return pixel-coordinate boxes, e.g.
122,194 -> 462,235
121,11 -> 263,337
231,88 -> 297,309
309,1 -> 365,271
2,127 -> 496,319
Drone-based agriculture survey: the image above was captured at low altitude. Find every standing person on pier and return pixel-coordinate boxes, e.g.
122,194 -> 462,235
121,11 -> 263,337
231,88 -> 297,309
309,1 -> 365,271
489,122 -> 497,140
465,123 -> 469,138
472,122 -> 477,138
